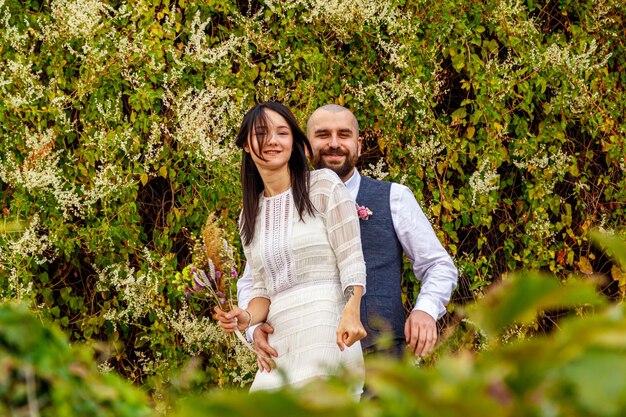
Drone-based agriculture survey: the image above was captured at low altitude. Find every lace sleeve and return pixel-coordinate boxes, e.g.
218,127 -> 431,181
321,171 -> 366,294
239,213 -> 270,300
244,245 -> 270,300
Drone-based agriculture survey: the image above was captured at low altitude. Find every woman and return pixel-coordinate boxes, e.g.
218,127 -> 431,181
215,102 -> 367,396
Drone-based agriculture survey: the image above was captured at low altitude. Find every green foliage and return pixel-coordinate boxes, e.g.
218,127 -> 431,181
168,235 -> 626,416
0,302 -> 150,416
0,0 -> 624,395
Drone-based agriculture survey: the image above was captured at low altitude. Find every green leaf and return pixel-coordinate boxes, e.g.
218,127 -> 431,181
468,272 -> 605,338
590,230 -> 626,269
451,107 -> 467,119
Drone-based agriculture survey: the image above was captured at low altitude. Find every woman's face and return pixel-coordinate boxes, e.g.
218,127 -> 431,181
245,109 -> 294,173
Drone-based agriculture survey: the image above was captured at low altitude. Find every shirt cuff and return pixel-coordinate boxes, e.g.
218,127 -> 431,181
412,297 -> 441,321
245,323 -> 260,342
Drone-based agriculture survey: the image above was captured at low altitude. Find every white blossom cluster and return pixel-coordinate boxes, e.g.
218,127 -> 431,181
530,40 -> 611,114
156,304 -> 255,385
469,159 -> 500,205
95,260 -> 160,325
135,350 -> 169,377
376,35 -> 409,70
169,82 -> 245,162
483,50 -> 525,103
0,266 -> 34,300
228,339 -> 257,387
43,0 -> 112,40
348,75 -> 439,127
526,210 -> 555,243
0,59 -> 46,109
587,0 -> 622,34
162,304 -> 225,355
360,158 -> 389,181
263,0 -> 416,40
6,215 -> 57,266
512,146 -> 570,173
185,11 -> 251,66
0,0 -> 32,52
491,0 -> 539,39
0,133 -> 82,220
540,40 -> 610,77
81,163 -> 131,212
407,135 -> 446,168
78,125 -> 160,178
0,128 -> 132,220
513,145 -> 572,197
97,361 -> 114,374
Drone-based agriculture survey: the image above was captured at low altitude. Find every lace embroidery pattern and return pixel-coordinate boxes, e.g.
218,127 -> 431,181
260,190 -> 296,295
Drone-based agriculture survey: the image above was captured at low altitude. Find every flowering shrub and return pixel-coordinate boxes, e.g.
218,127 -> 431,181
0,0 -> 624,398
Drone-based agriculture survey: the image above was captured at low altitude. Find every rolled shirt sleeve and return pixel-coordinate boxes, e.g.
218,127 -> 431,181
390,183 -> 458,320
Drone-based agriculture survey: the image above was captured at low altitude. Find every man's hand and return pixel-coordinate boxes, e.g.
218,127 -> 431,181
253,322 -> 278,372
404,310 -> 437,357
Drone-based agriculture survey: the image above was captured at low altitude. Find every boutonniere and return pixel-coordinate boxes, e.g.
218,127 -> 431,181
356,204 -> 373,220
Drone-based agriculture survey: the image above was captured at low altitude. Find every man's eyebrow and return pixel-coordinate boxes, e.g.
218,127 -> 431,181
313,128 -> 330,135
314,127 -> 354,135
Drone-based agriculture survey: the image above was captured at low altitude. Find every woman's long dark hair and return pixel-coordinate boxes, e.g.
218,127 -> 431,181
235,102 -> 314,245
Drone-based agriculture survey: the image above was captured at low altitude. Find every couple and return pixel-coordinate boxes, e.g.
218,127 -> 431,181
216,102 -> 458,398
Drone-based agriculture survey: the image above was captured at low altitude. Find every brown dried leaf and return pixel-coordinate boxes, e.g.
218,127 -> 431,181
578,256 -> 593,275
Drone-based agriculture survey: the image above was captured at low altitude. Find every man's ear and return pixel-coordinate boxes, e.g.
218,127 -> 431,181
357,136 -> 363,157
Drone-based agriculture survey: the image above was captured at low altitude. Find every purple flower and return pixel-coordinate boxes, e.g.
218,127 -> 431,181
193,277 -> 204,290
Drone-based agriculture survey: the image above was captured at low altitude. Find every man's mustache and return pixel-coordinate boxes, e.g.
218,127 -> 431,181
320,150 -> 347,156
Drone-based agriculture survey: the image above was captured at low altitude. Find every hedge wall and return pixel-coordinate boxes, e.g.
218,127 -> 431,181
0,0 -> 624,391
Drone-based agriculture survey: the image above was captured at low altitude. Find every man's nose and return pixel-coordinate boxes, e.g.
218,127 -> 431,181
328,134 -> 340,148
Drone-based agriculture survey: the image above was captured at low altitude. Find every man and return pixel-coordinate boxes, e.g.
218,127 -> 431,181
237,104 -> 457,370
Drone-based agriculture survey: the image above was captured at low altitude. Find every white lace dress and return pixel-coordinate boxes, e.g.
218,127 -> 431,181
244,169 -> 366,395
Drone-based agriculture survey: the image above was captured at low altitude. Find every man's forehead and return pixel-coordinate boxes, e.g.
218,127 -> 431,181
311,110 -> 356,130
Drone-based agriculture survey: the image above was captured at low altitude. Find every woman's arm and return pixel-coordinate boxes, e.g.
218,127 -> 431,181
336,285 -> 366,350
215,297 -> 270,333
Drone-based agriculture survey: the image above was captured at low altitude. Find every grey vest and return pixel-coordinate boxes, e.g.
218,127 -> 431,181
357,176 -> 405,350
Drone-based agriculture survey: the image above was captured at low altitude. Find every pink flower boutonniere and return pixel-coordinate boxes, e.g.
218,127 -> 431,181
356,204 -> 373,220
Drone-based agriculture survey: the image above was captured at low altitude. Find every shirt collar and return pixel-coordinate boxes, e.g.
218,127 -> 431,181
344,169 -> 361,200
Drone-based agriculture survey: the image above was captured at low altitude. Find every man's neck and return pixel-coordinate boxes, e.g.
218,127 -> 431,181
341,168 -> 357,184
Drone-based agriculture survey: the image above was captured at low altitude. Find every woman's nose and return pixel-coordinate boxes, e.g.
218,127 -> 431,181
267,131 -> 278,143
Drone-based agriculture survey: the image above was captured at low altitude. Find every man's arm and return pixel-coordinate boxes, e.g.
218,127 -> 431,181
390,183 -> 458,355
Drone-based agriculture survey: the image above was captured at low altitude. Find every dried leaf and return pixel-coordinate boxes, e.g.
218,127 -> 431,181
578,256 -> 593,275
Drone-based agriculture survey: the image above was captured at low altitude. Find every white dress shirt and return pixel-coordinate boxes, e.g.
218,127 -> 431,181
237,169 -> 458,339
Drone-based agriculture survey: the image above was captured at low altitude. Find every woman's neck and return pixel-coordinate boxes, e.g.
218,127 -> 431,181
259,167 -> 291,197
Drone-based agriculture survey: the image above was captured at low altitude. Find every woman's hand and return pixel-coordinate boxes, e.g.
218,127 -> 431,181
336,308 -> 367,351
214,306 -> 250,333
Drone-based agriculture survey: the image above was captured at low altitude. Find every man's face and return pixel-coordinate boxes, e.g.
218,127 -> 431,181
308,110 -> 362,181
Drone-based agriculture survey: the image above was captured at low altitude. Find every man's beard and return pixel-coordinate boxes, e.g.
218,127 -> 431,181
312,151 -> 357,179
